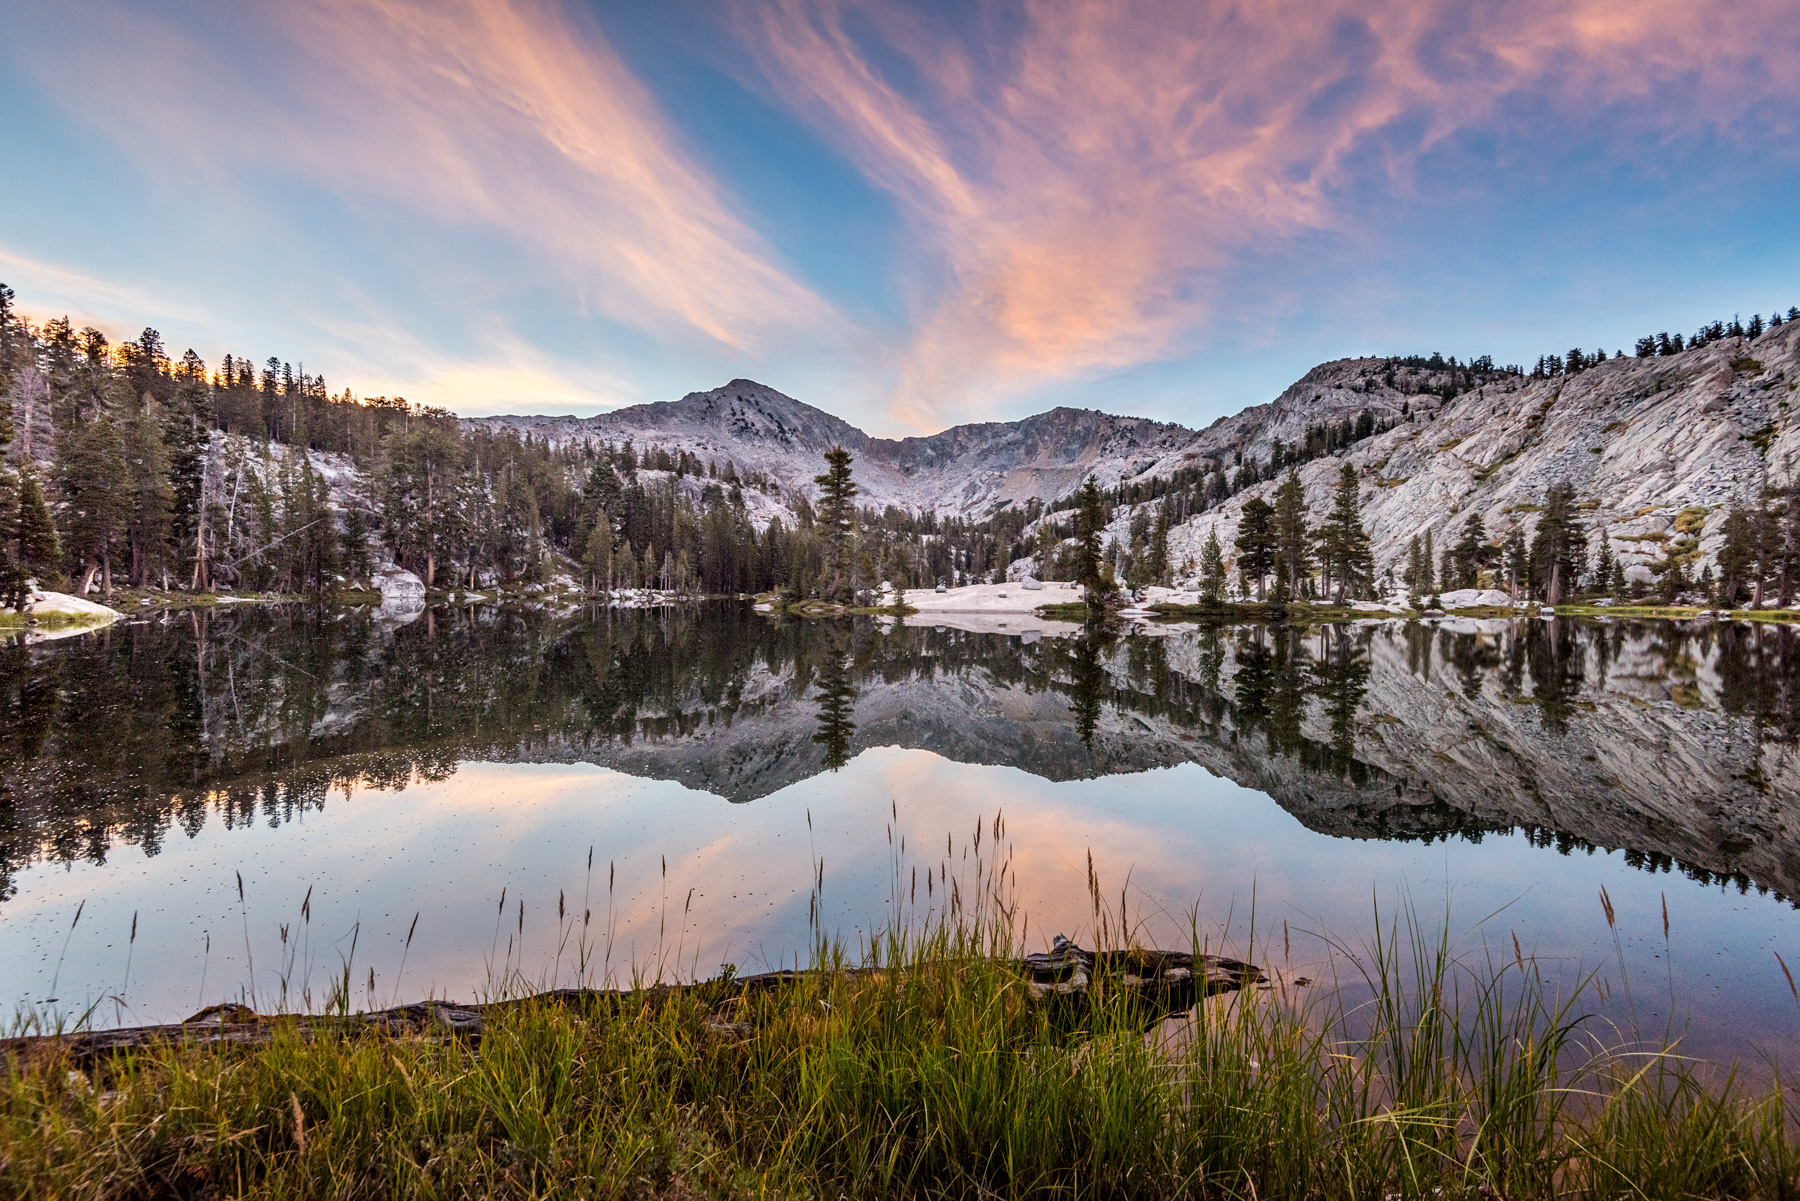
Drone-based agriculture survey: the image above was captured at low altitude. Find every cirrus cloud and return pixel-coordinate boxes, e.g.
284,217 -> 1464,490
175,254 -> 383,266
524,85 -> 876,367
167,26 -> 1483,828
13,0 -> 832,357
744,0 -> 1800,427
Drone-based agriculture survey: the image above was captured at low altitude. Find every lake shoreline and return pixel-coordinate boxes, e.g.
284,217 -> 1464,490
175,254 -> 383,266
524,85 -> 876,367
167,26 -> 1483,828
3,921 -> 1792,1199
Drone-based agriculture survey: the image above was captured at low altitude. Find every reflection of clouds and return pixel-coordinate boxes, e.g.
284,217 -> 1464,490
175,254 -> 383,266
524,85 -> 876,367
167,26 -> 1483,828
746,0 -> 1800,427
8,752 -> 1800,1068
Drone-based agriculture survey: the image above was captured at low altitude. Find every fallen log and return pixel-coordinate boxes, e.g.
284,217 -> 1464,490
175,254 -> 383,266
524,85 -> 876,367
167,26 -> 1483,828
4,936 -> 1262,1069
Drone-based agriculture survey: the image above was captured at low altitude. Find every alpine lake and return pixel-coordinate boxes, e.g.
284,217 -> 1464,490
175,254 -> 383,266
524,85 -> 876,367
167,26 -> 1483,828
5,600 -> 1800,1070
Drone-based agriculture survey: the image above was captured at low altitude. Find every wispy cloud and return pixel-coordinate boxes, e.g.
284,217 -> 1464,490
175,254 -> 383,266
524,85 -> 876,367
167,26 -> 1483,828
0,247 -> 210,329
17,0 -> 830,356
745,0 -> 1800,427
284,300 -> 644,417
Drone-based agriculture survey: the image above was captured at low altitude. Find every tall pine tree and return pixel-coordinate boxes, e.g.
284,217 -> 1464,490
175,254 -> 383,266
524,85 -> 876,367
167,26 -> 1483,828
1316,463 -> 1373,602
1234,496 -> 1275,599
1271,470 -> 1311,598
813,445 -> 858,601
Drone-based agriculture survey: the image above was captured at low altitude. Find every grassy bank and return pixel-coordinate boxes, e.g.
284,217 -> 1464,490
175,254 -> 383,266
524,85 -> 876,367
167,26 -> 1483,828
3,916 -> 1794,1199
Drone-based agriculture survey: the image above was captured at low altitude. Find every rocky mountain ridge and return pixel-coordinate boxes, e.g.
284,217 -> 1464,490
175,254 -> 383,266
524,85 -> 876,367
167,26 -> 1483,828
1156,324 -> 1800,589
471,322 -> 1800,582
471,381 -> 1202,517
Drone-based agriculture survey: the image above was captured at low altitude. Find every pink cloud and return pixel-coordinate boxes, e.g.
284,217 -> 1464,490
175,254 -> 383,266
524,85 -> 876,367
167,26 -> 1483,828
745,0 -> 1800,428
21,0 -> 830,355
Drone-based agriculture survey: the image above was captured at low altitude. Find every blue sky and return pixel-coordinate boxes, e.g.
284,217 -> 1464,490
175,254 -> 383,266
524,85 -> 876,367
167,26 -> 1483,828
1,0 -> 1796,436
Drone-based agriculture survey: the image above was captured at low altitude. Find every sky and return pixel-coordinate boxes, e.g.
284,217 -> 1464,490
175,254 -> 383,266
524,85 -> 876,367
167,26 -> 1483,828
1,0 -> 1797,437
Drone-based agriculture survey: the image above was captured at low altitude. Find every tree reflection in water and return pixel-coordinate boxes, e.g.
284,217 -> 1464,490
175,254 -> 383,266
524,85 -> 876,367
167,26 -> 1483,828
7,607 -> 1800,904
811,630 -> 858,771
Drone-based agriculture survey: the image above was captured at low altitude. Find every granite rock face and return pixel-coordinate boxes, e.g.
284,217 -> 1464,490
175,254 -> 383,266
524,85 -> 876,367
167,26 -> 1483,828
1157,324 -> 1800,585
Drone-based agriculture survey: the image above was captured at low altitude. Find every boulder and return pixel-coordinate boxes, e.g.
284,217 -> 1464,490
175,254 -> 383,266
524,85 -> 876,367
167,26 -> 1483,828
1436,588 -> 1514,609
19,588 -> 123,620
373,565 -> 427,603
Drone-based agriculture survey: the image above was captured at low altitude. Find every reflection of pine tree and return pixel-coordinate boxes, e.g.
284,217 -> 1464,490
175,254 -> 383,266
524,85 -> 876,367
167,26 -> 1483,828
1068,632 -> 1110,747
1402,619 -> 1435,681
1233,629 -> 1272,730
1443,622 -> 1503,700
1313,627 -> 1371,767
1266,628 -> 1310,753
1713,623 -> 1800,738
1525,618 -> 1583,734
1197,625 -> 1224,695
811,651 -> 858,771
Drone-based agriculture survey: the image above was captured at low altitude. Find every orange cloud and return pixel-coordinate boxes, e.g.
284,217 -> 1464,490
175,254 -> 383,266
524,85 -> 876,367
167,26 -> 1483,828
24,0 -> 829,355
746,0 -> 1800,427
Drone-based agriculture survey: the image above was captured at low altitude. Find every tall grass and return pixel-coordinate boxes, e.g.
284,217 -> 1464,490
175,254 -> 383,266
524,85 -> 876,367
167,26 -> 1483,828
3,896 -> 1796,1200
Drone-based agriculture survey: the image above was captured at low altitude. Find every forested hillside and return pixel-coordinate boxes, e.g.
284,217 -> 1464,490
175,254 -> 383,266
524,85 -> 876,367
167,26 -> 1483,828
4,278 -> 1798,610
0,284 -> 1044,604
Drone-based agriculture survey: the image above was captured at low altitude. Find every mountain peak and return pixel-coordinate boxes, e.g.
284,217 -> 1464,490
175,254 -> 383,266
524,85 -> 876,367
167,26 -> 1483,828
463,323 -> 1800,544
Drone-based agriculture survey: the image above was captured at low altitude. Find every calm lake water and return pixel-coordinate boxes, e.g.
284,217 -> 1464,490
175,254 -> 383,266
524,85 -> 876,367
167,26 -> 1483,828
5,602 -> 1800,1065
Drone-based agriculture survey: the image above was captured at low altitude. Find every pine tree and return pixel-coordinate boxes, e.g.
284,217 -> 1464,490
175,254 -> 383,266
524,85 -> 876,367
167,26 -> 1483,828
814,445 -> 858,601
288,456 -> 340,591
165,361 -> 211,588
1589,534 -> 1611,594
1404,535 -> 1426,601
1267,551 -> 1290,618
1448,512 -> 1490,590
1718,508 -> 1759,605
1073,475 -> 1112,609
59,414 -> 130,594
0,282 -> 24,377
380,420 -> 464,588
1233,497 -> 1275,599
1503,527 -> 1528,600
124,398 -> 175,587
342,505 -> 372,583
1199,528 -> 1226,606
1148,504 -> 1171,586
17,469 -> 56,583
1271,470 -> 1311,598
1315,463 -> 1372,602
0,394 -> 22,608
1529,482 -> 1587,603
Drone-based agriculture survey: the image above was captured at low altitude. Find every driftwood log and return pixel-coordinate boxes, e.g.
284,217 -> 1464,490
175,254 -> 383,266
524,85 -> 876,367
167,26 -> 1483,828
5,936 -> 1262,1070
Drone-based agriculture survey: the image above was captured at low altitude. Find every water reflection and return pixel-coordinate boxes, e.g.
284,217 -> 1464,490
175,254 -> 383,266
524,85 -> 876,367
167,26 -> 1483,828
811,630 -> 858,771
7,608 -> 1800,905
9,605 -> 1800,1050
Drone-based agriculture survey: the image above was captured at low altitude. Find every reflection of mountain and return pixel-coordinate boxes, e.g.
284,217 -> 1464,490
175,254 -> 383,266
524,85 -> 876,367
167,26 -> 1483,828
1256,623 -> 1800,898
523,663 -> 1193,801
5,606 -> 1800,904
